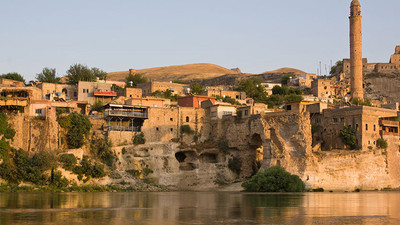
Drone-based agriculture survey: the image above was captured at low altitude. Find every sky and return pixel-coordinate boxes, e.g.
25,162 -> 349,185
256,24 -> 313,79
0,0 -> 399,81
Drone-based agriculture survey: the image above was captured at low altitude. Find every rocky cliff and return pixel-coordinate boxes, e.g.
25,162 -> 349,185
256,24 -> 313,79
6,112 -> 400,191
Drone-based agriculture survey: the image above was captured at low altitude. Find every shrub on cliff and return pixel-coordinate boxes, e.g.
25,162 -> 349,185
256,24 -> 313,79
132,132 -> 146,145
58,112 -> 92,149
242,166 -> 305,192
58,154 -> 77,170
376,138 -> 388,149
339,125 -> 358,149
180,125 -> 194,135
90,138 -> 115,167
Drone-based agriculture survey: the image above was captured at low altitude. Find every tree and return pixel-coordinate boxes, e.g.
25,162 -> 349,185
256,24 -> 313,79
66,64 -> 107,85
235,78 -> 268,103
190,82 -> 204,95
58,112 -> 92,148
91,67 -> 107,80
125,73 -> 147,87
91,101 -> 104,112
0,72 -> 25,83
340,125 -> 358,150
242,166 -> 305,192
281,74 -> 292,86
330,60 -> 343,76
36,68 -> 60,83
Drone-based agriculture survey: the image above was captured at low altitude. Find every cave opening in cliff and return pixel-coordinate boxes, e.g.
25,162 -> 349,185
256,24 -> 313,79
199,153 -> 218,163
175,152 -> 186,163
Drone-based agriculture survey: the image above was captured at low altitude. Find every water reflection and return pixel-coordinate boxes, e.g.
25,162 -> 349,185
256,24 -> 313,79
0,192 -> 399,224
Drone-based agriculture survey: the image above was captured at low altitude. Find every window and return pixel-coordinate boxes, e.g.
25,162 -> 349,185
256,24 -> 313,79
287,105 -> 292,111
366,124 -> 368,131
374,125 -> 376,131
186,116 -> 189,122
170,128 -> 173,132
130,95 -> 132,97
340,117 -> 345,122
333,118 -> 338,123
356,124 -> 359,130
210,112 -> 217,117
74,92 -> 77,97
245,110 -> 249,116
35,109 -> 42,114
170,118 -> 173,121
156,127 -> 159,131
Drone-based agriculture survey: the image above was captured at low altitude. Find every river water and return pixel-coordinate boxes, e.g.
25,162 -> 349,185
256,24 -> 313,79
1,192 -> 399,225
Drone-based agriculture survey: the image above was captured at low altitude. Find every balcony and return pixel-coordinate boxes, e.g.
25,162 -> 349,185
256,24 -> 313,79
104,110 -> 148,118
107,126 -> 141,132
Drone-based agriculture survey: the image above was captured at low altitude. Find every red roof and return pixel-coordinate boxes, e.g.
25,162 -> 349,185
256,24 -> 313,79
94,91 -> 117,97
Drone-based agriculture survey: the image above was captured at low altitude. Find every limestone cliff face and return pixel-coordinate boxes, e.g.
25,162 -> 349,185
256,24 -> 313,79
365,72 -> 400,103
7,112 -> 400,191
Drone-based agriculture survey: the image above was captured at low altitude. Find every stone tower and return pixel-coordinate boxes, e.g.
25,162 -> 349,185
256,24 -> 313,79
349,0 -> 363,100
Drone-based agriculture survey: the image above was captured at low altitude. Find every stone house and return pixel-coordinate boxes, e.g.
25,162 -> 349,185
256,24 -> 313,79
77,81 -> 116,105
36,82 -> 78,101
209,104 -> 237,119
0,78 -> 24,87
311,79 -> 334,99
117,87 -> 142,98
106,106 -> 207,145
125,97 -> 171,108
178,95 -> 215,108
316,106 -> 398,150
203,88 -> 246,100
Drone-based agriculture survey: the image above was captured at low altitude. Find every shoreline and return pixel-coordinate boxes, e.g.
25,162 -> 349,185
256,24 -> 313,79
1,183 -> 399,193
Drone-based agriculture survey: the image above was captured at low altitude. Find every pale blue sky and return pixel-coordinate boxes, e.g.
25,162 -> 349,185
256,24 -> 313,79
0,0 -> 399,81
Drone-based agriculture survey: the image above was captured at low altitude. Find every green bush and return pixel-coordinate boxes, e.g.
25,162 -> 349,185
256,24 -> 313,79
90,138 -> 115,167
126,169 -> 141,178
242,166 -> 305,192
91,101 -> 104,112
133,133 -> 146,145
376,138 -> 388,149
58,112 -> 92,149
72,156 -> 106,180
58,154 -> 77,170
340,125 -> 358,150
228,156 -> 242,175
49,170 -> 69,188
180,125 -> 194,134
0,113 -> 16,140
31,151 -> 56,172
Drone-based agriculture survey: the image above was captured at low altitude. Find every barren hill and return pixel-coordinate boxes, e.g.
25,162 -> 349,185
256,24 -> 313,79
262,67 -> 305,75
107,63 -> 241,82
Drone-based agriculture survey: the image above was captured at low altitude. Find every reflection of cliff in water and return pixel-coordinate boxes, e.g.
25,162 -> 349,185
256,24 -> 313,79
1,192 -> 400,225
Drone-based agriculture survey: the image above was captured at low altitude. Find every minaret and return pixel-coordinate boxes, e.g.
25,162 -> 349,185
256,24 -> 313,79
349,0 -> 363,100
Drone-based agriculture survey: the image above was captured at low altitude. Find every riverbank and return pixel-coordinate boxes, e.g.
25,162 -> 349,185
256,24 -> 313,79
0,182 -> 169,193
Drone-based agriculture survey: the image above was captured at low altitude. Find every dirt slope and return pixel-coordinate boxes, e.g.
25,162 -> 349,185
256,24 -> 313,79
107,63 -> 240,82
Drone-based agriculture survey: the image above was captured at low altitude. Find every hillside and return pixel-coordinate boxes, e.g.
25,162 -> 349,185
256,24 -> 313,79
107,63 -> 241,82
261,67 -> 305,75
